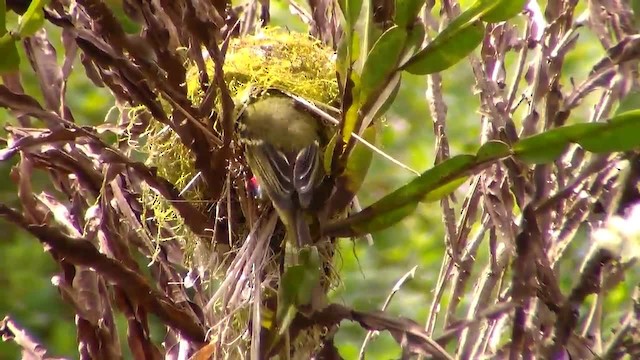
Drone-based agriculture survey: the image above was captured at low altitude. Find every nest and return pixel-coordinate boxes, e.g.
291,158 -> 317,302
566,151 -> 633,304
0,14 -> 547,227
138,27 -> 340,357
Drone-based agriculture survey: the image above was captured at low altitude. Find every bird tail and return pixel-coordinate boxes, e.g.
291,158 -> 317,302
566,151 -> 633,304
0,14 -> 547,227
287,208 -> 312,248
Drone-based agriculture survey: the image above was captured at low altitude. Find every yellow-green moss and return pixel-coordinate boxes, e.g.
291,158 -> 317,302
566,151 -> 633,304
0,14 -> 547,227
187,27 -> 339,106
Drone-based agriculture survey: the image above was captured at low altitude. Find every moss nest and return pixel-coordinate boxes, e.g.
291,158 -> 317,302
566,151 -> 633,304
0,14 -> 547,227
141,27 -> 339,257
136,27 -> 341,357
187,27 -> 339,105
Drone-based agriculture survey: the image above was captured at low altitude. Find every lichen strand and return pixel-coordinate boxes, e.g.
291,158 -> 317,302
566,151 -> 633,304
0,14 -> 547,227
138,116 -> 206,248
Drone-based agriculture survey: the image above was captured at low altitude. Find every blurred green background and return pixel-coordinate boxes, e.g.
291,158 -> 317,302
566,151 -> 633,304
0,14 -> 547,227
1,1 -> 637,359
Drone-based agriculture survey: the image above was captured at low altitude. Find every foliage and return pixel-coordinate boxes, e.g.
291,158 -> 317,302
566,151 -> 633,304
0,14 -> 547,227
1,0 -> 639,359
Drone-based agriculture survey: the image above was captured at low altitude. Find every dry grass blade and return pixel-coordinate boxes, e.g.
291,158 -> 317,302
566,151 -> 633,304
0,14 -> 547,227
358,265 -> 419,359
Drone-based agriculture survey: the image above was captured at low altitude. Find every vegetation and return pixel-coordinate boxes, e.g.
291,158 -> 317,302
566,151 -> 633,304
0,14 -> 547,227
0,0 -> 639,359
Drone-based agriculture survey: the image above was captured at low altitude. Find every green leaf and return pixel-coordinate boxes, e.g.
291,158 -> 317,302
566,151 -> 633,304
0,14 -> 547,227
481,0 -> 526,23
276,247 -> 321,335
395,0 -> 427,28
359,26 -> 407,105
370,73 -> 401,120
1,0 -> 7,35
577,110 -> 640,153
341,99 -> 360,144
338,0 -> 364,30
324,140 -> 512,237
344,126 -> 376,195
107,2 -> 142,34
634,0 -> 640,25
404,23 -> 426,58
351,203 -> 418,234
422,176 -> 468,202
324,133 -> 338,174
513,125 -> 596,164
340,26 -> 407,147
400,0 -> 515,74
336,33 -> 357,83
514,111 -> 640,164
0,34 -> 20,74
615,90 -> 640,116
401,20 -> 485,75
476,140 -> 511,162
373,154 -> 475,210
17,0 -> 50,37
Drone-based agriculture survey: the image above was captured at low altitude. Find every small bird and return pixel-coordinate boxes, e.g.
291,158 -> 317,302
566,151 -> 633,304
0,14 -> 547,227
238,94 -> 326,248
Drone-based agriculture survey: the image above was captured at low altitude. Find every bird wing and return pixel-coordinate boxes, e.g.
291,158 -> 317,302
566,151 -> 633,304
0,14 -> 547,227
293,141 -> 321,209
247,142 -> 294,210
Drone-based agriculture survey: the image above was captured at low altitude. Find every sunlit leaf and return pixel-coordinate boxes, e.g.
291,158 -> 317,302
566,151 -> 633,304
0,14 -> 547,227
277,247 -> 321,335
481,0 -> 526,23
615,90 -> 640,116
578,110 -> 640,153
359,26 -> 407,105
514,111 -> 640,164
395,0 -> 427,28
422,176 -> 468,202
324,141 -> 513,237
344,126 -> 376,195
1,0 -> 7,34
17,0 -> 50,37
0,34 -> 20,74
476,140 -> 511,162
338,0 -> 364,30
401,21 -> 485,75
341,101 -> 360,144
513,125 -> 596,164
324,133 -> 338,174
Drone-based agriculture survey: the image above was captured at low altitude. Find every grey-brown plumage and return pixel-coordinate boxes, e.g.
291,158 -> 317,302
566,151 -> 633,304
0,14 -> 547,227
239,95 -> 325,247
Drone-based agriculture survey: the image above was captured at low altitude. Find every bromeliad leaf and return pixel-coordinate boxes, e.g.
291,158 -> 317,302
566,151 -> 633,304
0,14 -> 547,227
401,20 -> 485,75
17,0 -> 50,37
568,110 -> 640,153
0,0 -> 19,74
1,0 -> 6,33
0,35 -> 20,74
359,26 -> 408,108
614,90 -> 640,116
476,139 -> 514,162
346,203 -> 417,236
276,247 -> 322,335
395,0 -> 427,28
400,0 -> 517,75
338,0 -> 364,32
328,126 -> 377,213
512,124 -> 596,164
481,0 -> 527,23
404,22 -> 426,59
327,107 -> 640,237
513,110 -> 640,164
324,141 -> 510,237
